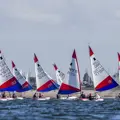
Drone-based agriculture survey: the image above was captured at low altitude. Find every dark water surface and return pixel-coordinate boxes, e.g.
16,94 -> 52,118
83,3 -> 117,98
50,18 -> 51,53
0,98 -> 120,120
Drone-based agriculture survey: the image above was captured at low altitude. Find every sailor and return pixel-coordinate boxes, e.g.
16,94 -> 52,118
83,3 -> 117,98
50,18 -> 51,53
39,93 -> 43,98
80,92 -> 86,98
1,92 -> 6,98
88,93 -> 93,100
56,94 -> 60,99
118,93 -> 120,98
33,93 -> 37,99
12,93 -> 17,98
67,94 -> 70,98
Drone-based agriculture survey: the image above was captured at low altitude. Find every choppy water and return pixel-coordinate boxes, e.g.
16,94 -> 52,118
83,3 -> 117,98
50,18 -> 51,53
0,98 -> 120,120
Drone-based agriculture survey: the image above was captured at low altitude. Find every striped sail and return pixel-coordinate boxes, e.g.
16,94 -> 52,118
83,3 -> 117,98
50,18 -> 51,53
34,53 -> 59,92
53,63 -> 65,86
89,46 -> 118,91
58,49 -> 81,94
0,51 -> 21,91
12,61 -> 32,92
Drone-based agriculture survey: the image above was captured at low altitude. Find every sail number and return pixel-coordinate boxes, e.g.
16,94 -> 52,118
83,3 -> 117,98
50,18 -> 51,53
37,66 -> 46,79
68,68 -> 77,76
59,72 -> 65,80
0,60 -> 13,79
93,61 -> 104,76
14,70 -> 23,80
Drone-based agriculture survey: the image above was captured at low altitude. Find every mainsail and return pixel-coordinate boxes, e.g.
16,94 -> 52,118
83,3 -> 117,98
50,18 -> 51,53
12,61 -> 32,92
53,63 -> 65,86
89,46 -> 118,91
0,51 -> 21,91
34,53 -> 59,92
58,49 -> 81,94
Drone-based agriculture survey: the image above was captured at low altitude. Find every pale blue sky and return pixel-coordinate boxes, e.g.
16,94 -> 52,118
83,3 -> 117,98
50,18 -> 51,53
0,0 -> 120,80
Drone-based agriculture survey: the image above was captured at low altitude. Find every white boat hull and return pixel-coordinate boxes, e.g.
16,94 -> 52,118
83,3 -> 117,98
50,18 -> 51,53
60,96 -> 77,100
0,98 -> 8,101
37,97 -> 50,101
17,97 -> 24,100
80,98 -> 104,101
80,98 -> 89,101
94,98 -> 104,101
7,98 -> 15,101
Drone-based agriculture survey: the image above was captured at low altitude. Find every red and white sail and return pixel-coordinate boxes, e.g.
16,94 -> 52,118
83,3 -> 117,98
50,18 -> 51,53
0,51 -> 21,91
89,46 -> 118,91
58,49 -> 81,94
53,63 -> 65,86
34,53 -> 59,92
12,61 -> 32,92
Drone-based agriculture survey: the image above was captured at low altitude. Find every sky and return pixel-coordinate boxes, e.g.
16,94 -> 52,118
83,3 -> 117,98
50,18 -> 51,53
0,0 -> 120,80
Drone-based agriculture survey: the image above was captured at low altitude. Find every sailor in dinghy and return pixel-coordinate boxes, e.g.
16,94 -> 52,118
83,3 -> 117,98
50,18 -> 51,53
53,63 -> 65,99
12,61 -> 32,99
0,50 -> 22,101
53,62 -> 88,101
57,49 -> 82,100
34,53 -> 59,100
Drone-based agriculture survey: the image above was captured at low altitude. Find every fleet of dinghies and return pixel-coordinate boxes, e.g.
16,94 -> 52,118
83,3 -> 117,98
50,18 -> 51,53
0,46 -> 119,101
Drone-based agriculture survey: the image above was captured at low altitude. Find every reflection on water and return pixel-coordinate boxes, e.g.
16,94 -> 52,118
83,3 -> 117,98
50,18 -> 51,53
0,98 -> 120,120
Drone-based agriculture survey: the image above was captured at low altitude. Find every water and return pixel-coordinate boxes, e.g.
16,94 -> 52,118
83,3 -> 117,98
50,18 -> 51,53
0,99 -> 120,120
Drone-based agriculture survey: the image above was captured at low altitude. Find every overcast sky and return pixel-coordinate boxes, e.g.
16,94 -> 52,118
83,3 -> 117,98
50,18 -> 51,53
0,0 -> 120,80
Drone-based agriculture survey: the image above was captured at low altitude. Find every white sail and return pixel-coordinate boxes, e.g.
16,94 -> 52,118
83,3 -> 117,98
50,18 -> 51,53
0,51 -> 21,91
53,63 -> 64,86
89,46 -> 118,91
12,61 -> 32,92
34,53 -> 58,92
58,49 -> 81,94
12,61 -> 25,86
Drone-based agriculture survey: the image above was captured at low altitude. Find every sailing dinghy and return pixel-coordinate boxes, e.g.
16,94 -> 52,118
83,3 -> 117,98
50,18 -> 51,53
34,53 -> 59,100
0,51 -> 21,101
89,46 -> 119,101
12,61 -> 32,99
57,49 -> 81,100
